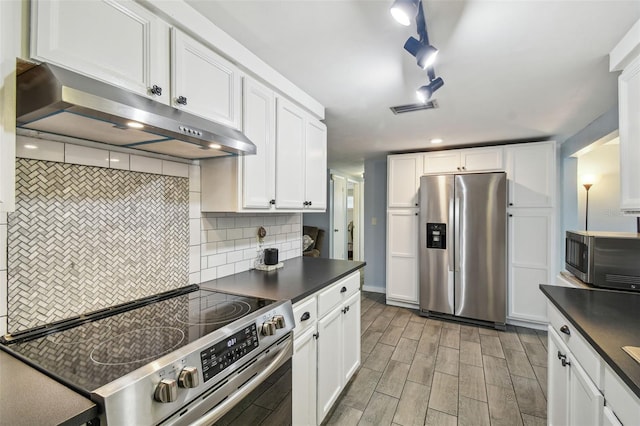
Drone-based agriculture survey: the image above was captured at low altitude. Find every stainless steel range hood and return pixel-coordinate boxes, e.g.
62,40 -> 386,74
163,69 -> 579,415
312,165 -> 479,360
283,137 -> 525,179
16,63 -> 256,159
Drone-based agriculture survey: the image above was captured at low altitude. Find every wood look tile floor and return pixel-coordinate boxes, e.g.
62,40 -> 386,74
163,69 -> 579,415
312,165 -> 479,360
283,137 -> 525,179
324,292 -> 548,426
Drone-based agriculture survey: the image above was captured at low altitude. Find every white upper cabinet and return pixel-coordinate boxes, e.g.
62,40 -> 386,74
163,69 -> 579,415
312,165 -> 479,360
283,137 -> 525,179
242,76 -> 276,209
617,56 -> 640,213
275,96 -> 327,211
423,147 -> 503,174
505,142 -> 555,208
171,28 -> 241,129
388,154 -> 423,208
31,0 -> 170,105
304,119 -> 328,210
275,97 -> 306,209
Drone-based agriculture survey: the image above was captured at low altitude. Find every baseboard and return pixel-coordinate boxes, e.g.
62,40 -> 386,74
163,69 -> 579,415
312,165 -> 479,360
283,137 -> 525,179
385,299 -> 419,310
507,317 -> 547,331
362,285 -> 385,294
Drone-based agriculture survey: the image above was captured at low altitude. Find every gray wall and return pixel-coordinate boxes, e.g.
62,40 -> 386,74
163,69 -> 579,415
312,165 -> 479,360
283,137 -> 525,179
363,156 -> 387,292
559,106 -> 619,266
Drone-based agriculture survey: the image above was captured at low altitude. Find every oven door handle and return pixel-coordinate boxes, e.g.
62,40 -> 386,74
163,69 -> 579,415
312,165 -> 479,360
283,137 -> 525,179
190,338 -> 293,426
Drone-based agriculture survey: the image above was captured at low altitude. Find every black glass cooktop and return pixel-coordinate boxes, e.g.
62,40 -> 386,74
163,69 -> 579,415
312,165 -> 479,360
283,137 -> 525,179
1,286 -> 272,392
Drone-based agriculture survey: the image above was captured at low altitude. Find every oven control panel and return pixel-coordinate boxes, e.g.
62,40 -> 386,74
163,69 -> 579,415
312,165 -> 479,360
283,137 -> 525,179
200,323 -> 259,382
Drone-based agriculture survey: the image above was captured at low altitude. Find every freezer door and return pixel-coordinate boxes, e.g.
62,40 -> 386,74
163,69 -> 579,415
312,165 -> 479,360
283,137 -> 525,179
454,173 -> 507,323
419,175 -> 454,315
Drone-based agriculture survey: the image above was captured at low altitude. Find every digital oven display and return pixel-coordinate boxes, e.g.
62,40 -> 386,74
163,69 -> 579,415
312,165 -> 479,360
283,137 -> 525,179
200,324 -> 259,382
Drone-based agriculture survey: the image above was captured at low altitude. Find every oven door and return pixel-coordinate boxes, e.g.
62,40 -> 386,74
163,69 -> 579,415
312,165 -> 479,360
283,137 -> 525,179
163,334 -> 292,426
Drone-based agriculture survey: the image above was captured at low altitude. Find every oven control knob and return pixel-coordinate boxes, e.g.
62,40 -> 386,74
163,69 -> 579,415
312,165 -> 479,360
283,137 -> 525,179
261,320 -> 277,336
178,366 -> 199,389
154,378 -> 178,403
273,315 -> 286,329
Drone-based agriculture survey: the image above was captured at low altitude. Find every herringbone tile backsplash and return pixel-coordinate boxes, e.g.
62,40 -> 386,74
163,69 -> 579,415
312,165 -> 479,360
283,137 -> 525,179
7,159 -> 189,332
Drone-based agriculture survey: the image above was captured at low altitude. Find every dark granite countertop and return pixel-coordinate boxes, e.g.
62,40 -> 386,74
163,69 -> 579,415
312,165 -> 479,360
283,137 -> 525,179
540,285 -> 640,399
0,349 -> 98,426
200,257 -> 365,304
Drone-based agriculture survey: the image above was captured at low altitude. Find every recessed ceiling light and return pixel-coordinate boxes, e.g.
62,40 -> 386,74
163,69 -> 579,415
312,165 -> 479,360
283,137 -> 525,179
430,138 -> 443,144
126,122 -> 144,129
23,144 -> 38,149
110,158 -> 120,162
209,143 -> 221,149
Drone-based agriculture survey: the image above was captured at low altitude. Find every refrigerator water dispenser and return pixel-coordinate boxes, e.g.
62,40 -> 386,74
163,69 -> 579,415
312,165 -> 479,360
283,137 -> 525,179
426,223 -> 446,249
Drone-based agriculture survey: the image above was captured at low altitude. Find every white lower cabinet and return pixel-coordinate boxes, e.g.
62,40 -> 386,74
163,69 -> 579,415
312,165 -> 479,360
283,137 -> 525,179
386,209 -> 419,306
547,303 -> 640,426
291,271 -> 361,425
292,326 -> 317,426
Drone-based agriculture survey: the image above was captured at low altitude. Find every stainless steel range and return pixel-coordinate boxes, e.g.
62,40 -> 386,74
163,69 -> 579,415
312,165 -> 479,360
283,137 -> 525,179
0,285 -> 294,425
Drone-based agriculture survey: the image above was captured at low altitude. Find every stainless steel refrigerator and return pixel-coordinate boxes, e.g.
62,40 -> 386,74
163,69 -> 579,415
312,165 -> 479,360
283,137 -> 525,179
419,172 -> 507,326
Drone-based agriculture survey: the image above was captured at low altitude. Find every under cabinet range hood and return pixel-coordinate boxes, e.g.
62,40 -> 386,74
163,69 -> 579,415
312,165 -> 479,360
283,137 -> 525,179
16,63 -> 256,159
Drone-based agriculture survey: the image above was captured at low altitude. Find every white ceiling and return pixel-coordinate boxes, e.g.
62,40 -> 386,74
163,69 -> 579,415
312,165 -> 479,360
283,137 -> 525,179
185,0 -> 640,175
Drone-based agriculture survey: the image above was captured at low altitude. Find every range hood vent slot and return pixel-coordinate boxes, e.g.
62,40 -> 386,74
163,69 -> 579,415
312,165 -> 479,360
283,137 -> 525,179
16,63 -> 256,159
390,100 -> 439,115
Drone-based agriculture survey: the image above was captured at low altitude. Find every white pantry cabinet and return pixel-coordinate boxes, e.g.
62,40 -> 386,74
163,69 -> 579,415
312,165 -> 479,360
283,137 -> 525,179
31,0 -> 170,105
171,28 -> 241,129
291,271 -> 361,426
275,96 -> 327,211
387,154 -> 423,208
386,209 -> 419,305
505,142 -> 555,208
423,146 -> 503,174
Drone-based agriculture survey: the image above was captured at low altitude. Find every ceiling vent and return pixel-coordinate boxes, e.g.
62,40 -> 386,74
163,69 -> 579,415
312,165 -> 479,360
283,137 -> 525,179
390,99 -> 439,114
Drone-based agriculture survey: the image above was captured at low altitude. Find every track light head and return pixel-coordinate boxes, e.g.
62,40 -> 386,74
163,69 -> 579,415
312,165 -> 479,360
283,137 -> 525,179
416,77 -> 444,103
390,0 -> 420,26
404,37 -> 439,69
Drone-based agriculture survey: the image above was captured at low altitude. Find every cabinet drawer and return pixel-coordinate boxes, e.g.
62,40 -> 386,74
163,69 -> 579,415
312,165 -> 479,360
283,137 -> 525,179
292,296 -> 317,336
548,303 -> 603,389
317,272 -> 360,318
604,364 -> 640,426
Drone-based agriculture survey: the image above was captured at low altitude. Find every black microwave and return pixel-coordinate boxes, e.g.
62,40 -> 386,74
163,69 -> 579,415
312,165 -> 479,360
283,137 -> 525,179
565,230 -> 640,291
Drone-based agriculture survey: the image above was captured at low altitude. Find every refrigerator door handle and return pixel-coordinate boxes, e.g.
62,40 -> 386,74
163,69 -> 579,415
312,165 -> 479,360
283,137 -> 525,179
448,196 -> 454,271
454,196 -> 461,272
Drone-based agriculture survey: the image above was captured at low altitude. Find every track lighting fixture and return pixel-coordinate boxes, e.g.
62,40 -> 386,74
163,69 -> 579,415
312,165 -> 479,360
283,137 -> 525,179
404,37 -> 439,69
416,77 -> 444,103
390,0 -> 445,102
390,0 -> 419,26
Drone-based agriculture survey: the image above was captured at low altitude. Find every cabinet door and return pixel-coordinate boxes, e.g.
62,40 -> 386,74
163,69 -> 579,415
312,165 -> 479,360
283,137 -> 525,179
304,118 -> 327,210
275,97 -> 305,209
568,354 -> 604,426
508,209 -> 552,323
31,0 -> 170,105
342,291 -> 361,384
548,328 -> 570,426
292,327 -> 317,426
423,151 -> 460,174
505,142 -> 555,208
602,406 -> 622,426
317,306 -> 343,424
172,28 -> 241,129
461,147 -> 504,172
242,77 -> 275,209
386,209 -> 419,303
618,57 -> 640,213
388,154 -> 423,207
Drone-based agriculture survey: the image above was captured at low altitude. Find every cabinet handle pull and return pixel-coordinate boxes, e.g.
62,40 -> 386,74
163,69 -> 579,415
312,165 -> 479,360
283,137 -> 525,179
557,351 -> 566,360
462,166 -> 466,170
340,286 -> 347,293
415,212 -> 418,216
508,214 -> 513,217
509,202 -> 514,206
342,307 -> 347,314
313,332 -> 319,340
300,312 -> 310,321
560,325 -> 571,335
561,359 -> 571,367
269,199 -> 276,205
308,201 -> 312,206
150,85 -> 162,96
176,96 -> 188,105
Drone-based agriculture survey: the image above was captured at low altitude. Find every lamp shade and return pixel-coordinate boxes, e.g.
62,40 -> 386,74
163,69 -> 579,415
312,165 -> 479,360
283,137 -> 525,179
416,77 -> 444,103
390,0 -> 419,26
